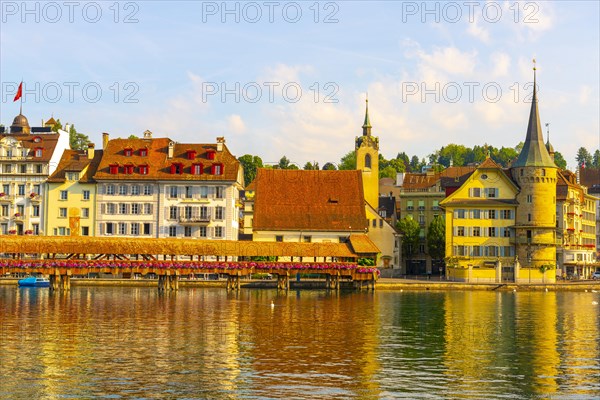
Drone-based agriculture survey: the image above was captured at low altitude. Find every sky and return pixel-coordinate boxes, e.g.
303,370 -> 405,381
1,1 -> 598,170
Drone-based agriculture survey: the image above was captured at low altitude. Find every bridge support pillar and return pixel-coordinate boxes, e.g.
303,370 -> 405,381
277,274 -> 289,291
167,274 -> 179,291
226,275 -> 240,291
326,274 -> 340,291
60,275 -> 71,291
158,275 -> 166,291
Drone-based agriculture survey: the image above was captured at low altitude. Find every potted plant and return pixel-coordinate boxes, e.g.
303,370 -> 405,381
8,229 -> 16,234
14,212 -> 21,218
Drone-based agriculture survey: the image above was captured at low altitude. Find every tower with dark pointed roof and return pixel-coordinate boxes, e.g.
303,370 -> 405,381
511,62 -> 557,282
355,98 -> 379,208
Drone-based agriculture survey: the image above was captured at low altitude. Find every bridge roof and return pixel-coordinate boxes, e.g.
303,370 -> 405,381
1,235 -> 379,258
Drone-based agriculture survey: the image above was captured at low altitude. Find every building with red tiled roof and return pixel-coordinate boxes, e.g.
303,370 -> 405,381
93,132 -> 243,241
45,145 -> 103,237
0,112 -> 69,236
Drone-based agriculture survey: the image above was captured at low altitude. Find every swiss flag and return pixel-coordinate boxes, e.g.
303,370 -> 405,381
13,82 -> 22,102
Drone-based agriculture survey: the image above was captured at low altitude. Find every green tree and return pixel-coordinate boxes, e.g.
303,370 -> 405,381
553,151 -> 567,169
409,155 -> 422,172
339,151 -> 356,170
397,216 -> 421,266
303,161 -> 319,170
494,146 -> 519,167
426,216 -> 445,260
128,134 -> 139,139
593,149 -> 600,169
576,147 -> 592,168
238,154 -> 263,186
438,144 -> 469,167
379,165 -> 397,179
322,162 -> 337,170
396,152 -> 410,169
69,125 -> 91,150
275,155 -> 298,170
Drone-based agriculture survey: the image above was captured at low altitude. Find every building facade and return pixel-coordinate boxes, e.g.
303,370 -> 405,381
0,113 -> 69,236
45,145 -> 102,237
93,132 -> 243,240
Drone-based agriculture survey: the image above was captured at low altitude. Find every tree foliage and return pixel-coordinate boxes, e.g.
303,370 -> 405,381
339,151 -> 356,170
50,119 -> 62,132
69,125 -> 91,151
576,147 -> 593,168
426,216 -> 445,260
276,155 -> 299,170
322,162 -> 337,170
553,151 -> 567,169
238,154 -> 263,186
397,216 -> 421,261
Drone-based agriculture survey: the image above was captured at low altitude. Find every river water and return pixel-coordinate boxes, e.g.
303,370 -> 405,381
1,286 -> 599,399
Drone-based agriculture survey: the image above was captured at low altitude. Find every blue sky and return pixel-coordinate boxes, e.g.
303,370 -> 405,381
1,1 -> 598,169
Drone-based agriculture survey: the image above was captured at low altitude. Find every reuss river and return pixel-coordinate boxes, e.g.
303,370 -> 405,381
1,286 -> 599,399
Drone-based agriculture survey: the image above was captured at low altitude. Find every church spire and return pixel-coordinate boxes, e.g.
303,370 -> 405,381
362,96 -> 372,136
512,59 -> 555,168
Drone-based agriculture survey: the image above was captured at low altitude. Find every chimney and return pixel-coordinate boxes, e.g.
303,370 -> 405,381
168,141 -> 174,159
87,143 -> 95,160
102,133 -> 109,149
216,136 -> 225,152
396,172 -> 404,187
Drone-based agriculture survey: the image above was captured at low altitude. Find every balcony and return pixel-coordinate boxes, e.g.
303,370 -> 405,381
179,214 -> 211,225
29,193 -> 42,203
13,213 -> 24,221
0,194 -> 14,203
179,196 -> 211,203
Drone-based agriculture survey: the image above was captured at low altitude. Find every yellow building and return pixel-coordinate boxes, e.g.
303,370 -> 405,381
440,158 -> 519,282
355,99 -> 379,210
45,145 -> 102,236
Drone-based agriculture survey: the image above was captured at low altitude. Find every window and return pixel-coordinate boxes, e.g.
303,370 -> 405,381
33,185 -> 40,195
200,186 -> 208,198
215,226 -> 224,238
192,163 -> 203,175
139,165 -> 148,175
17,205 -> 24,215
58,227 -> 69,236
407,201 -> 413,211
186,150 -> 197,160
200,206 -> 209,219
60,190 -> 68,200
528,213 -> 531,222
471,188 -> 481,197
67,172 -> 79,180
124,165 -> 134,174
488,227 -> 497,237
82,208 -> 89,218
185,186 -> 192,199
33,224 -> 39,235
276,235 -> 283,242
488,210 -> 497,219
131,186 -> 140,195
455,209 -> 466,219
216,187 -> 224,199
119,185 -> 127,195
118,223 -> 126,235
106,185 -> 115,195
106,223 -> 114,235
199,226 -> 207,237
472,209 -> 481,219
184,226 -> 192,237
503,228 -> 511,238
81,226 -> 89,236
527,194 -> 533,203
20,164 -> 27,173
486,246 -> 498,257
2,164 -> 12,173
124,148 -> 132,157
472,227 -> 480,237
2,184 -> 9,194
418,200 -> 425,210
1,205 -> 8,216
144,203 -> 153,214
34,148 -> 43,157
169,186 -> 178,198
35,164 -> 42,173
109,164 -> 119,174
18,185 -> 25,196
303,236 -> 312,243
169,226 -> 177,237
486,188 -> 497,198
143,185 -> 152,195
372,219 -> 377,228
170,163 -> 183,174
419,244 -> 426,254
143,223 -> 151,235
457,226 -> 465,236
59,208 -> 67,218
472,246 -> 482,257
212,164 -> 223,175
215,206 -> 224,220
169,206 -> 178,220
206,150 -> 216,160
131,223 -> 139,235
119,203 -> 128,214
107,203 -> 116,214
502,210 -> 512,219
131,203 -> 140,215
83,190 -> 90,200
365,154 -> 371,168
454,245 -> 467,256
139,148 -> 148,157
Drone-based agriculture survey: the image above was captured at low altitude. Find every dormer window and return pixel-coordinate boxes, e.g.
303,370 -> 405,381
139,148 -> 148,157
211,163 -> 224,175
192,163 -> 203,175
139,165 -> 148,175
34,147 -> 43,158
109,164 -> 119,174
186,150 -> 197,160
206,150 -> 216,160
124,148 -> 133,157
170,163 -> 184,174
124,164 -> 134,174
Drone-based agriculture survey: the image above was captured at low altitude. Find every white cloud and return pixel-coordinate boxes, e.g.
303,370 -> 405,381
490,52 -> 511,77
467,16 -> 491,44
227,114 -> 246,134
579,85 -> 592,105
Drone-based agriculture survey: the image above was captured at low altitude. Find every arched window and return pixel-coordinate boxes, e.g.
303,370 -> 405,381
365,154 -> 371,169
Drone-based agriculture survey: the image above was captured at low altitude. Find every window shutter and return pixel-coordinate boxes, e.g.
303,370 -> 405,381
101,203 -> 105,214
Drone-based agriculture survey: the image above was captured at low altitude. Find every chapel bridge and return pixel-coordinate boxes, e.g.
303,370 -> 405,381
0,235 -> 380,291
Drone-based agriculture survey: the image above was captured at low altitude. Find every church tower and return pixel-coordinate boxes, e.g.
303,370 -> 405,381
511,62 -> 557,283
355,98 -> 379,209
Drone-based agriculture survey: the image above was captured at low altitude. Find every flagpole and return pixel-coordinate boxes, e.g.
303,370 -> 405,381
19,79 -> 23,114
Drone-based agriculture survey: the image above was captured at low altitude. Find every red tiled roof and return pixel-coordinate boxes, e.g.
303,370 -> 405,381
47,149 -> 103,183
0,133 -> 61,162
93,138 -> 241,182
253,169 -> 367,232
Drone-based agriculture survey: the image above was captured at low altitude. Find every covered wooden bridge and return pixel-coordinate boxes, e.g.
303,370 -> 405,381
0,235 -> 380,291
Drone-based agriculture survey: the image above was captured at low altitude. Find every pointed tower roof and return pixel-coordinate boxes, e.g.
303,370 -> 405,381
512,62 -> 556,168
362,97 -> 372,136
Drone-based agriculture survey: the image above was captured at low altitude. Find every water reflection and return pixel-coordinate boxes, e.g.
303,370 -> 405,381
1,287 -> 599,398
